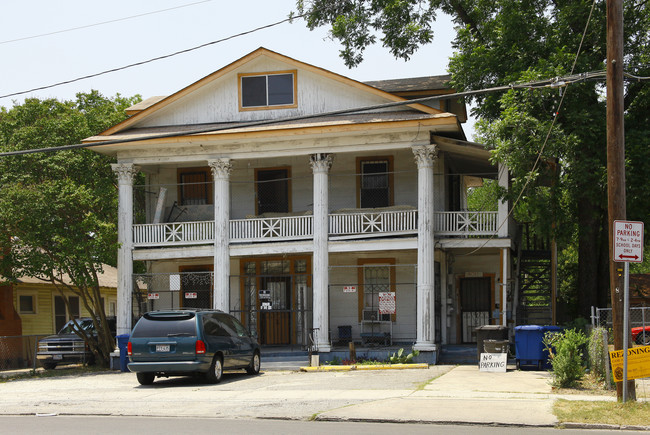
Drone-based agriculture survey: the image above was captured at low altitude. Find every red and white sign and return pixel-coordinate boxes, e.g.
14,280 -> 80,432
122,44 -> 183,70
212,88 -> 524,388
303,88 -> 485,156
185,292 -> 198,299
379,292 -> 396,315
343,286 -> 357,293
614,220 -> 644,263
147,293 -> 159,300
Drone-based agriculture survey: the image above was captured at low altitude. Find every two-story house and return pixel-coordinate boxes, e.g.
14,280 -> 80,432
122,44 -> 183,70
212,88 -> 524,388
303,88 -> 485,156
84,48 -> 514,363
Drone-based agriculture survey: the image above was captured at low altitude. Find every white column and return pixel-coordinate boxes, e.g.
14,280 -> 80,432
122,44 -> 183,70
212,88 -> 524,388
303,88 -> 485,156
497,163 -> 509,238
310,153 -> 333,352
111,163 -> 137,336
412,145 -> 438,351
209,158 -> 232,312
502,248 -> 508,326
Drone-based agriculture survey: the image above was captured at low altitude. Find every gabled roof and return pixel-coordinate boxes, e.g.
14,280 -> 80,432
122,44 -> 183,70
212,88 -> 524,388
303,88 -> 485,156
96,47 -> 445,138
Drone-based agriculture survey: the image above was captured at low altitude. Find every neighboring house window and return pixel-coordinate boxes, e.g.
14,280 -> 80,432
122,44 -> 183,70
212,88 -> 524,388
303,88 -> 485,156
177,168 -> 212,206
239,71 -> 297,110
54,295 -> 80,332
357,157 -> 393,208
357,259 -> 396,322
255,167 -> 291,215
18,293 -> 37,314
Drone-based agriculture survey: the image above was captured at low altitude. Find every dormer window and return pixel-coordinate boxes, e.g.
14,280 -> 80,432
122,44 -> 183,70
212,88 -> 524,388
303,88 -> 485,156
239,71 -> 297,110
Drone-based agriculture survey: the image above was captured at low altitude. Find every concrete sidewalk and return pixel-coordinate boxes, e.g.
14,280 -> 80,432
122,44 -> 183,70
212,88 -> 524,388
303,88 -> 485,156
317,365 -> 613,426
0,364 -> 626,428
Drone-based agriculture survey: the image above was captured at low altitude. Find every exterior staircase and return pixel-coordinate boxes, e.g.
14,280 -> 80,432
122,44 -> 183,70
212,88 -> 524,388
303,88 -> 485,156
516,250 -> 553,325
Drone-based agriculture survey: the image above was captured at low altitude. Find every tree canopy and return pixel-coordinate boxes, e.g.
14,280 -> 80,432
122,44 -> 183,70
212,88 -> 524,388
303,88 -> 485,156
298,0 -> 650,318
0,91 -> 141,365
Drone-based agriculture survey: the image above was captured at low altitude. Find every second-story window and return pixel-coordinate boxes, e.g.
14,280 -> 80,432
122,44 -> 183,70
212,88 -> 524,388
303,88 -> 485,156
239,71 -> 297,110
357,157 -> 393,208
177,168 -> 212,206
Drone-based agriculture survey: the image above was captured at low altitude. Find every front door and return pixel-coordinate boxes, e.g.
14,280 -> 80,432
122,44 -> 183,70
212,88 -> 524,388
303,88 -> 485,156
240,257 -> 311,347
459,277 -> 491,343
259,276 -> 291,345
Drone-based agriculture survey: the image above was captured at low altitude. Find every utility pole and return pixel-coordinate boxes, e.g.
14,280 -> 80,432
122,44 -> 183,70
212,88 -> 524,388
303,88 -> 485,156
606,0 -> 634,401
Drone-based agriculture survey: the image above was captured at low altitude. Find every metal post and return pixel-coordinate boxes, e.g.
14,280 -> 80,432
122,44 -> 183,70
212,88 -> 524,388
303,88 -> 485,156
623,261 -> 629,402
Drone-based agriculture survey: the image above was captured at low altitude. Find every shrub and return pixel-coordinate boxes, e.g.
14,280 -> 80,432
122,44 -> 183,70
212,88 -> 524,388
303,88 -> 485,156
588,327 -> 609,382
544,328 -> 588,388
388,348 -> 420,364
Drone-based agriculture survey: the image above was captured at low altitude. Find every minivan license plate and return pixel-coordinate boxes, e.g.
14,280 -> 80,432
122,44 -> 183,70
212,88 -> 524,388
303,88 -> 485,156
156,344 -> 170,353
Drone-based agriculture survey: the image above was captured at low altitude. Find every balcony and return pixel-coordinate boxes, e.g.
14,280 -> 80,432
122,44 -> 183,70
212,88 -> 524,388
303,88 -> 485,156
132,209 -> 499,248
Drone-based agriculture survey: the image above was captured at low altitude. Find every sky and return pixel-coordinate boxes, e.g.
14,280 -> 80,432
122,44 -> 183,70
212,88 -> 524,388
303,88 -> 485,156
0,0 -> 475,137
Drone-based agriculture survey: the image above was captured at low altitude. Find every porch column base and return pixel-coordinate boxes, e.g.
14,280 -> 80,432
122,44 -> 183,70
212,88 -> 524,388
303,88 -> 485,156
316,343 -> 331,353
413,342 -> 438,352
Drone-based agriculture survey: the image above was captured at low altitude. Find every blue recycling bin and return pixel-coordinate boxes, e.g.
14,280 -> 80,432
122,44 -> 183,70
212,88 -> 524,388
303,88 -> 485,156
116,334 -> 130,372
514,325 -> 562,370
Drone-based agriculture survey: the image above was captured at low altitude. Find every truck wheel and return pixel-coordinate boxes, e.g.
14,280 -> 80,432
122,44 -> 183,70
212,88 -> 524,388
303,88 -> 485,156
136,372 -> 155,385
205,354 -> 223,383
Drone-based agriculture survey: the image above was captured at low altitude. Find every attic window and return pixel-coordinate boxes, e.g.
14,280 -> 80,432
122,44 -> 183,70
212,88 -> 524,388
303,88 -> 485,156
239,71 -> 297,110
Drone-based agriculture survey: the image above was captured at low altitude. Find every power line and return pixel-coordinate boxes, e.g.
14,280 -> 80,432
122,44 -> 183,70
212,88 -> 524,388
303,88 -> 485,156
0,1 -> 214,45
0,14 -> 304,100
0,68 -> 616,158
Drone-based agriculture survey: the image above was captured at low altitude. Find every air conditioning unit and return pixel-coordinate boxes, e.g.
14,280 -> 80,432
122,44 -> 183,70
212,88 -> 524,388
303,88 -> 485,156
363,309 -> 391,322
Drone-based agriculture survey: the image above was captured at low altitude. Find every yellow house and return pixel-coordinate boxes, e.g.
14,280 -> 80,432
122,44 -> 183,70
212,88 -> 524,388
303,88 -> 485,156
11,266 -> 118,335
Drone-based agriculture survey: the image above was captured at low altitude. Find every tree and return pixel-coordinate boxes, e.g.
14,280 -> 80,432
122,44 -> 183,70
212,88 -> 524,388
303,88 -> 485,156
298,0 -> 650,318
0,91 -> 141,366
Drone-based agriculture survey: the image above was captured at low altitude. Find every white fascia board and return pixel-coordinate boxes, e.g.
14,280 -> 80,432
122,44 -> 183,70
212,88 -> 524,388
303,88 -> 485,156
438,238 -> 513,249
329,238 -> 417,252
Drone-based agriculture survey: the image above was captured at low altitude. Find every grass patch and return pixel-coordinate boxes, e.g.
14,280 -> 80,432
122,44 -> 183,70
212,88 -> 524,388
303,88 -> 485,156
554,399 -> 650,427
0,365 -> 112,383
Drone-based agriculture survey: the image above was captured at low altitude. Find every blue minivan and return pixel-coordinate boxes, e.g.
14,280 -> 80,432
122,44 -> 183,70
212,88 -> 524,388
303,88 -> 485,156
128,309 -> 261,385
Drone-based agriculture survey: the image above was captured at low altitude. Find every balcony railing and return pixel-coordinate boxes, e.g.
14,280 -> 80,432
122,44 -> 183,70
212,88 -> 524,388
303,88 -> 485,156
230,215 -> 313,243
132,210 -> 499,247
435,211 -> 498,235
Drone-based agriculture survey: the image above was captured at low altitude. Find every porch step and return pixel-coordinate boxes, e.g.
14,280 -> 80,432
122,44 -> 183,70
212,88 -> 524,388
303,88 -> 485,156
260,350 -> 310,371
439,345 -> 478,365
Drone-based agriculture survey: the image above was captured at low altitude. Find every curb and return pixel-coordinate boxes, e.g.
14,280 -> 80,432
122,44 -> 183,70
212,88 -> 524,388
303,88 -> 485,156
299,363 -> 429,372
562,422 -> 650,431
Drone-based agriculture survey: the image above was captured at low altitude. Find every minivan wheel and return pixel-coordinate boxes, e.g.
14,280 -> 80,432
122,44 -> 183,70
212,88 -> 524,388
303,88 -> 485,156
246,351 -> 261,375
136,372 -> 155,385
205,355 -> 223,383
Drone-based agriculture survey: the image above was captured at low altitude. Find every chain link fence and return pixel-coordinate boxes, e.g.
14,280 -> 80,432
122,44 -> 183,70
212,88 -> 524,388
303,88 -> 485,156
0,335 -> 48,371
592,306 -> 650,344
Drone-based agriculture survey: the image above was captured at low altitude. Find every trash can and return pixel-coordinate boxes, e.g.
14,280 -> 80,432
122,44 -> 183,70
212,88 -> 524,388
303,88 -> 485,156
514,325 -> 562,370
475,325 -> 508,365
116,334 -> 130,372
338,325 -> 352,345
483,339 -> 509,353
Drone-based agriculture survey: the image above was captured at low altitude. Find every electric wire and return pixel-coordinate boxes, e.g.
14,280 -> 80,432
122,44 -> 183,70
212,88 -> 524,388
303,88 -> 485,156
0,68 -> 615,158
0,1 -> 214,45
0,14 -> 304,100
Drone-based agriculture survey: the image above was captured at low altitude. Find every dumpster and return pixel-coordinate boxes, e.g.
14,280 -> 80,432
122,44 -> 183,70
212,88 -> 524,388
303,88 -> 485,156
116,334 -> 130,372
514,325 -> 562,370
338,325 -> 352,345
475,325 -> 508,365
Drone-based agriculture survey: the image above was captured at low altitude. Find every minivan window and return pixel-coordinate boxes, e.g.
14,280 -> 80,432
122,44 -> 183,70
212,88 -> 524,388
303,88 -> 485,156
202,315 -> 229,337
132,318 -> 197,338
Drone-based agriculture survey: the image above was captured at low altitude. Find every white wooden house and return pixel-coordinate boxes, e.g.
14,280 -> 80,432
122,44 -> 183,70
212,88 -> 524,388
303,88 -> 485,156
85,48 -> 514,362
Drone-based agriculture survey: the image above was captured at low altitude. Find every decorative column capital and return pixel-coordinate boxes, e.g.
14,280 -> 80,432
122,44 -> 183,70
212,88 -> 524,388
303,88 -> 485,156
111,163 -> 138,184
412,145 -> 438,169
208,158 -> 233,179
309,153 -> 334,173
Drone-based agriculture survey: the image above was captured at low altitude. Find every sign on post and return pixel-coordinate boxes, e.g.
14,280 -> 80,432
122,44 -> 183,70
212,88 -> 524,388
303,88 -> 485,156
614,220 -> 644,263
609,346 -> 650,382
